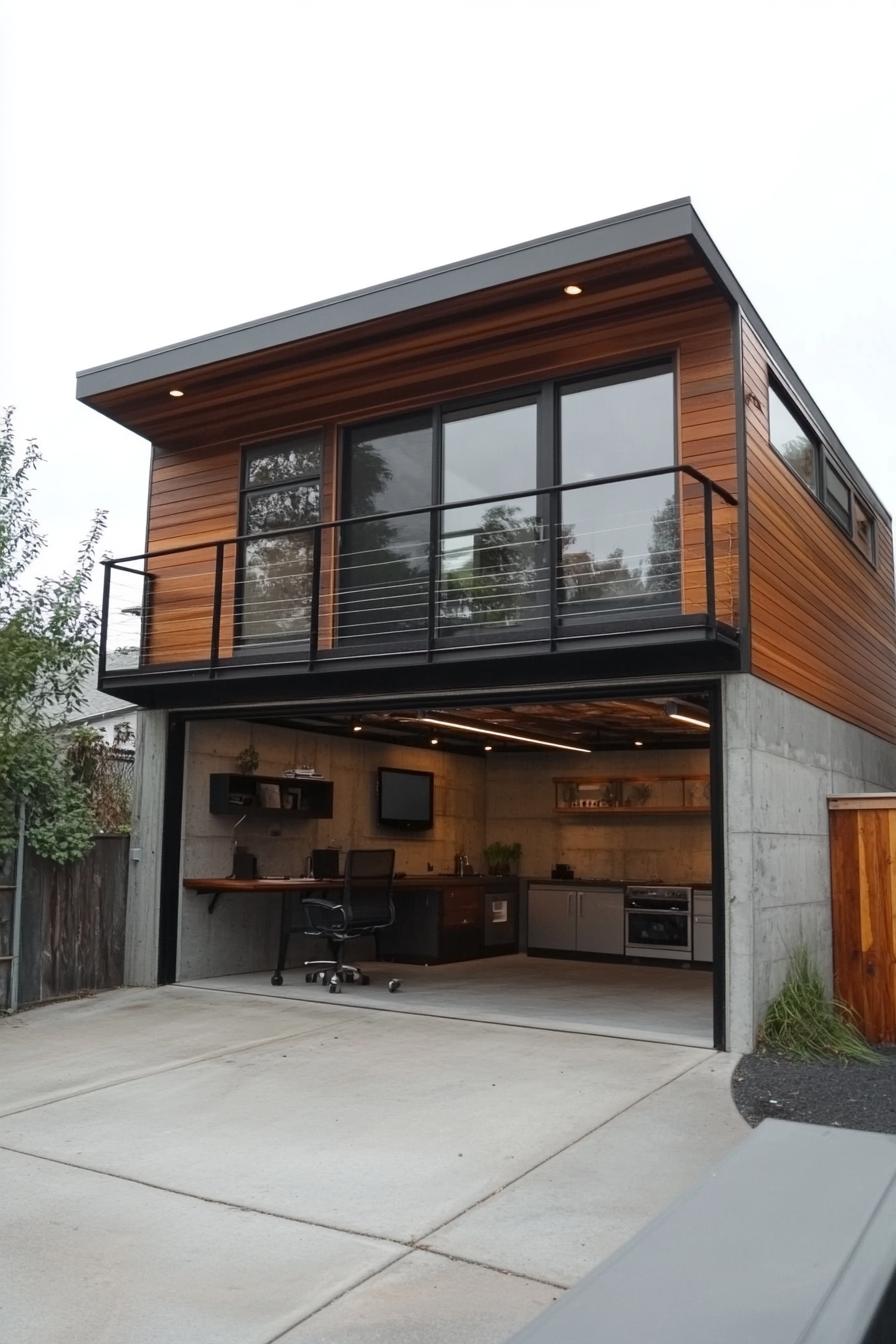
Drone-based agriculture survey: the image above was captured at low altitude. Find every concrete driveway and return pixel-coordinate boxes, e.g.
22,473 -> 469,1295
0,986 -> 746,1343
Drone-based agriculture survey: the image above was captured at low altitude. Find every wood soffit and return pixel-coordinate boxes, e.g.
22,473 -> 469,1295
80,239 -> 717,447
267,697 -> 712,754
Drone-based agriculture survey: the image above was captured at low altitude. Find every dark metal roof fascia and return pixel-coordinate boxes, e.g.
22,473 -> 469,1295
75,197 -> 694,399
688,206 -> 890,521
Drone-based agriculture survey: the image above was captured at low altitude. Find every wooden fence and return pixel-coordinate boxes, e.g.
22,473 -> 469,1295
12,834 -> 129,1009
829,796 -> 896,1044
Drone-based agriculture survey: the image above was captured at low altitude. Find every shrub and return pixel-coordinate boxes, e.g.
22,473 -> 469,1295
758,946 -> 879,1063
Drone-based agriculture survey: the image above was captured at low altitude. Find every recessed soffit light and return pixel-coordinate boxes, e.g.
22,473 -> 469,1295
168,388 -> 185,398
563,284 -> 583,296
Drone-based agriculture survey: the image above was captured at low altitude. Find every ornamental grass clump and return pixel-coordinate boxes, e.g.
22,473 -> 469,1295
758,946 -> 879,1063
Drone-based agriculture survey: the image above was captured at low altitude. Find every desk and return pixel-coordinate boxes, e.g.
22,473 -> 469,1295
183,877 -> 346,984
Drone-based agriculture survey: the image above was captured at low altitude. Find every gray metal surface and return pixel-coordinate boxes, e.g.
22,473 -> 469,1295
507,1120 -> 896,1344
527,885 -> 576,950
575,888 -> 624,955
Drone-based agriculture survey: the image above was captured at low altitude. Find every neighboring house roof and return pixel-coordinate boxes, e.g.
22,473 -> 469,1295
59,665 -> 137,727
74,197 -> 886,520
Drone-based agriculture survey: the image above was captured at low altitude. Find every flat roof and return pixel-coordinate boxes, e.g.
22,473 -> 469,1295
75,197 -> 888,519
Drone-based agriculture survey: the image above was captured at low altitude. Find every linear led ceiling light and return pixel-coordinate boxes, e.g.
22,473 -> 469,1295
664,701 -> 711,731
419,716 -> 591,754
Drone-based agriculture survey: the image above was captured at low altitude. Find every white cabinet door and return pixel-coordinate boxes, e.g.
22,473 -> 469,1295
528,886 -> 577,951
576,888 -> 624,955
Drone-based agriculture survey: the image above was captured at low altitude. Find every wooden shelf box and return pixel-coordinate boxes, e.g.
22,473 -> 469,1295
209,773 -> 333,819
553,775 -> 710,816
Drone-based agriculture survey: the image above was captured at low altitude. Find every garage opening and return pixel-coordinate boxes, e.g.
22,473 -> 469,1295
174,692 -> 719,1048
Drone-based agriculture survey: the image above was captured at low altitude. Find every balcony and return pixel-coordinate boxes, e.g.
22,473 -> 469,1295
99,466 -> 739,704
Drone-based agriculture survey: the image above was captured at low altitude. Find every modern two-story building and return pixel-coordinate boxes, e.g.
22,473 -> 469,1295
77,198 -> 896,1052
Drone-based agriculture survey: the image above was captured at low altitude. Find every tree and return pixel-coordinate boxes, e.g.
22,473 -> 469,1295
0,408 -> 107,860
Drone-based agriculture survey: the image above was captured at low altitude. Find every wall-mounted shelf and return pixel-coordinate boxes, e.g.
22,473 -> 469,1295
209,773 -> 333,819
553,775 -> 710,816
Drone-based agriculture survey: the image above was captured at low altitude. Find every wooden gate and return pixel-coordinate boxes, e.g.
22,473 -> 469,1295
829,795 -> 896,1044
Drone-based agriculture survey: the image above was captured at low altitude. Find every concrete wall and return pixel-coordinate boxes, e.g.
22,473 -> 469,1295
124,708 -> 168,986
723,673 -> 896,1053
178,720 -> 487,979
486,748 -> 711,884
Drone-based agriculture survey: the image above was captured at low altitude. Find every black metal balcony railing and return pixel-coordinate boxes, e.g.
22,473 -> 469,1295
99,466 -> 738,682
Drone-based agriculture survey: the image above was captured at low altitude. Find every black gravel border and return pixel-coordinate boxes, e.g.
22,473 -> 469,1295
732,1047 -> 896,1134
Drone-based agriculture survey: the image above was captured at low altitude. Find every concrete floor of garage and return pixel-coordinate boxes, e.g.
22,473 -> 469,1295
0,985 -> 746,1344
182,954 -> 714,1048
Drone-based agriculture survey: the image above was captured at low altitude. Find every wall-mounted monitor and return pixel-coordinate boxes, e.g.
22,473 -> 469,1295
377,767 -> 434,831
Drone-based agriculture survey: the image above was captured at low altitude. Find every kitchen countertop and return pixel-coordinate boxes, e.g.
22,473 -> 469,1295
523,878 -> 709,888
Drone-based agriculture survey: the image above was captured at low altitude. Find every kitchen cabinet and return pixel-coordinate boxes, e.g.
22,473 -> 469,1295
576,888 -> 625,956
527,884 -> 624,957
528,886 -> 577,950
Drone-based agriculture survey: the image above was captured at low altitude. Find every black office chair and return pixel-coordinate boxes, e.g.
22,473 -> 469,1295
301,849 -> 400,994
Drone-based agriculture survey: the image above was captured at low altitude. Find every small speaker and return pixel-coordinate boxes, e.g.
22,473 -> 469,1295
311,848 -> 340,879
232,846 -> 257,880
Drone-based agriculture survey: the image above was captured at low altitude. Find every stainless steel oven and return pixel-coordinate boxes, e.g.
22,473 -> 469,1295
624,886 -> 692,960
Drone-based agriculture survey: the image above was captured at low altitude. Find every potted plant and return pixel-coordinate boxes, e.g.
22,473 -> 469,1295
236,745 -> 260,775
484,841 -> 522,876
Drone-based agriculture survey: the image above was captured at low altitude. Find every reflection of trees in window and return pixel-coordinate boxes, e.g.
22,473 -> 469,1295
562,494 -> 681,612
644,496 -> 680,594
240,436 -> 321,645
439,504 -> 540,631
778,435 -> 814,480
340,430 -> 432,642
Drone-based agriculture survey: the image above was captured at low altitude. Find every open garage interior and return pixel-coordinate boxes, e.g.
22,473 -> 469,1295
173,692 -> 720,1048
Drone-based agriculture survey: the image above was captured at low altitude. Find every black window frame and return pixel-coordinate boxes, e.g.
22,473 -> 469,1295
340,357 -> 677,519
337,360 -> 678,645
822,456 -> 852,536
852,494 -> 877,565
767,375 -> 878,568
236,431 -> 324,648
768,377 -> 820,493
240,433 -> 323,535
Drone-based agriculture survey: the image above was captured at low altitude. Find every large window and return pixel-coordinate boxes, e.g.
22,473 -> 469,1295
560,367 -> 677,616
768,383 -> 818,490
338,365 -> 678,647
239,433 -> 321,644
340,414 -> 433,642
440,398 -> 540,634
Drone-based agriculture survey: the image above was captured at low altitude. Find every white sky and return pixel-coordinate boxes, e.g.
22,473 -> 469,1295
1,0 -> 894,589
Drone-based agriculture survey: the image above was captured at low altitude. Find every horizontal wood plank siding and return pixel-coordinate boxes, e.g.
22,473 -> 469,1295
744,319 -> 896,742
142,267 -> 738,665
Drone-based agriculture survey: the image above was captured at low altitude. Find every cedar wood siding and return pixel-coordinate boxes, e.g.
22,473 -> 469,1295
743,318 -> 896,743
144,283 -> 739,665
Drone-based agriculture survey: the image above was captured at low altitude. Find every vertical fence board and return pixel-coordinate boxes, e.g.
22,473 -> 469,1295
829,798 -> 896,1044
18,835 -> 129,1007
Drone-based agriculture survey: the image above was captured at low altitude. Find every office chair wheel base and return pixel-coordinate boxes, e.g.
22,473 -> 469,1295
271,974 -> 283,986
328,975 -> 341,994
388,979 -> 401,993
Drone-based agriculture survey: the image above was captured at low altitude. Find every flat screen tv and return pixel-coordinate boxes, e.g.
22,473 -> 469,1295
377,767 -> 434,831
